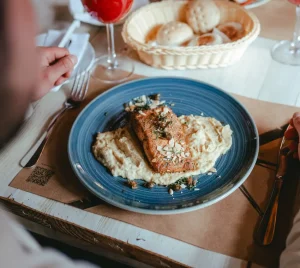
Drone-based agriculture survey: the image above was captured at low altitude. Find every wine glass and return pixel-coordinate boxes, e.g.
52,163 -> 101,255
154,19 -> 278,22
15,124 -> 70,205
271,0 -> 300,65
83,0 -> 134,83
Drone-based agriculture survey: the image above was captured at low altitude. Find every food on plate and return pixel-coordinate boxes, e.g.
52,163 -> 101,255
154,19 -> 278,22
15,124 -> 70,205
186,0 -> 221,34
131,106 -> 195,174
156,21 -> 194,46
187,33 -> 224,46
92,95 -> 233,186
217,22 -> 245,41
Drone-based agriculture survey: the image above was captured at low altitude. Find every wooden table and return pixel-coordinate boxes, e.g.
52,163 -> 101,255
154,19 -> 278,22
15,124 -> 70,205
0,0 -> 299,267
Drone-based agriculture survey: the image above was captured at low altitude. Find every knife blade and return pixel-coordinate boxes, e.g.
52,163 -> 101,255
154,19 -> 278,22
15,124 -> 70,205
259,123 -> 289,146
254,125 -> 290,246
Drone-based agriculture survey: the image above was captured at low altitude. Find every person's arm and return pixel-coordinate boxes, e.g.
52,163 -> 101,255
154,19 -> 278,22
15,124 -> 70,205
0,45 -> 77,148
0,0 -> 77,150
0,0 -> 36,148
0,1 -> 99,266
0,207 -> 98,268
280,113 -> 300,268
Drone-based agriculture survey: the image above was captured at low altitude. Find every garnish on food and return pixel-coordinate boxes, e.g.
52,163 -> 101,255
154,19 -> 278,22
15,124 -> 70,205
92,93 -> 233,193
169,177 -> 199,192
127,179 -> 138,189
131,106 -> 195,174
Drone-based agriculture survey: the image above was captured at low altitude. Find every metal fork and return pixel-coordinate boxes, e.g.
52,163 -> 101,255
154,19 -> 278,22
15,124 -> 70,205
20,71 -> 91,168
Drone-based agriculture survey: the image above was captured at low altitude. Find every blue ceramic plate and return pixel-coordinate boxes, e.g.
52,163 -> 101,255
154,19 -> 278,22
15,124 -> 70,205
68,77 -> 259,215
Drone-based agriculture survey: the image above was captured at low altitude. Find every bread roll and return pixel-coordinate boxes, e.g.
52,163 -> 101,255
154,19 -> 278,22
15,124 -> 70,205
212,28 -> 231,43
217,22 -> 244,41
187,33 -> 223,46
156,21 -> 194,46
186,0 -> 220,34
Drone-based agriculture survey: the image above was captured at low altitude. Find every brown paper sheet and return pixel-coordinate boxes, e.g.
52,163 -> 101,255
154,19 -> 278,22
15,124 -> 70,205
10,73 -> 300,267
85,144 -> 300,268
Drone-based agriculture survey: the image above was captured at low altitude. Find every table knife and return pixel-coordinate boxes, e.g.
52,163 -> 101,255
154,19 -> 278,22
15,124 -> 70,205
254,125 -> 290,246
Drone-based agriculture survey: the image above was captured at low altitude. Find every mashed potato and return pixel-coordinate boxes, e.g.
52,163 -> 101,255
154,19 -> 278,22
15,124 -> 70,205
92,115 -> 232,185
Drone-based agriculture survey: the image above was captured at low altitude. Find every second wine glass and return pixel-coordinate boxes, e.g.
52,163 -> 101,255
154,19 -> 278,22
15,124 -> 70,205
271,0 -> 300,65
83,0 -> 134,83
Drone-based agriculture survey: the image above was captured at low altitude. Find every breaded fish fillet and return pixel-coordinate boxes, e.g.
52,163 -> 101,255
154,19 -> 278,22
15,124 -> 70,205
131,106 -> 195,174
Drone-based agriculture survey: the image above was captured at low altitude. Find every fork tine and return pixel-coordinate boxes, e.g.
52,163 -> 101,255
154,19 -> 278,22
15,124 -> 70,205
76,72 -> 85,100
75,71 -> 86,99
73,70 -> 86,100
79,71 -> 91,100
70,69 -> 81,97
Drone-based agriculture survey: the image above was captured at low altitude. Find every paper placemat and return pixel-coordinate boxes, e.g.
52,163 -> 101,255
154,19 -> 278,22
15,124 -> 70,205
10,72 -> 300,267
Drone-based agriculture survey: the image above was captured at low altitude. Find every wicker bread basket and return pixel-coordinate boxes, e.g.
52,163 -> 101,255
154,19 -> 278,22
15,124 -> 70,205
122,0 -> 260,70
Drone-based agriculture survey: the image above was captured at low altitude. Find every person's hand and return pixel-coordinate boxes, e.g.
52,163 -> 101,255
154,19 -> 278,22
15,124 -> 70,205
284,113 -> 300,159
34,47 -> 78,101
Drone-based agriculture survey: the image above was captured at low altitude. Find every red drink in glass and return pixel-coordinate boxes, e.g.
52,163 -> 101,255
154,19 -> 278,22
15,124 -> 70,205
82,0 -> 135,83
84,0 -> 133,23
289,0 -> 300,4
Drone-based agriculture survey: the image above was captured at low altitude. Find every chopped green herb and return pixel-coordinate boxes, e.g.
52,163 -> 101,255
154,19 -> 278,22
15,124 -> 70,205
149,94 -> 161,101
168,177 -> 198,191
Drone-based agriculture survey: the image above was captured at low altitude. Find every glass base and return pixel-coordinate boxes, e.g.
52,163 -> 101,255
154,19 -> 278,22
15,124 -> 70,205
92,55 -> 134,83
271,40 -> 300,66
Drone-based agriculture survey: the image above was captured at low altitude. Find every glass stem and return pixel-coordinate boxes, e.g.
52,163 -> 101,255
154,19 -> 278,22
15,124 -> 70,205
106,23 -> 117,69
291,5 -> 300,51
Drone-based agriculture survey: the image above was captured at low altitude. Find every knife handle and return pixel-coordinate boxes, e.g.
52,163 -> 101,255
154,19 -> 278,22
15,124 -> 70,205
254,178 -> 283,246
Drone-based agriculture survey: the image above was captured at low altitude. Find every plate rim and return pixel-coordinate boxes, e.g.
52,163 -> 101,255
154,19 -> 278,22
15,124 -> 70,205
68,76 -> 259,215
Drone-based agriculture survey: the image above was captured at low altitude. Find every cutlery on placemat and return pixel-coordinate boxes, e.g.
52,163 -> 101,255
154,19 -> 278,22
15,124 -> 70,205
20,71 -> 91,168
259,123 -> 289,146
240,185 -> 264,217
254,124 -> 290,246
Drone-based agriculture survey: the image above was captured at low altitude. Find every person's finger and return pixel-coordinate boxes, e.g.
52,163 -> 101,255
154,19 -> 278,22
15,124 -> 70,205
46,55 -> 77,84
288,141 -> 298,152
54,71 -> 73,86
63,71 -> 72,78
284,127 -> 298,140
54,76 -> 68,86
293,112 -> 300,134
38,47 -> 70,64
293,112 -> 300,160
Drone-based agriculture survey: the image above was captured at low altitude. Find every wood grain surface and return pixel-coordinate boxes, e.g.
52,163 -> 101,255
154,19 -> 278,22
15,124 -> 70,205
0,198 -> 188,268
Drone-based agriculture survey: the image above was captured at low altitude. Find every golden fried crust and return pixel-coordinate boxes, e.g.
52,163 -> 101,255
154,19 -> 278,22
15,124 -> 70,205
131,107 -> 195,174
